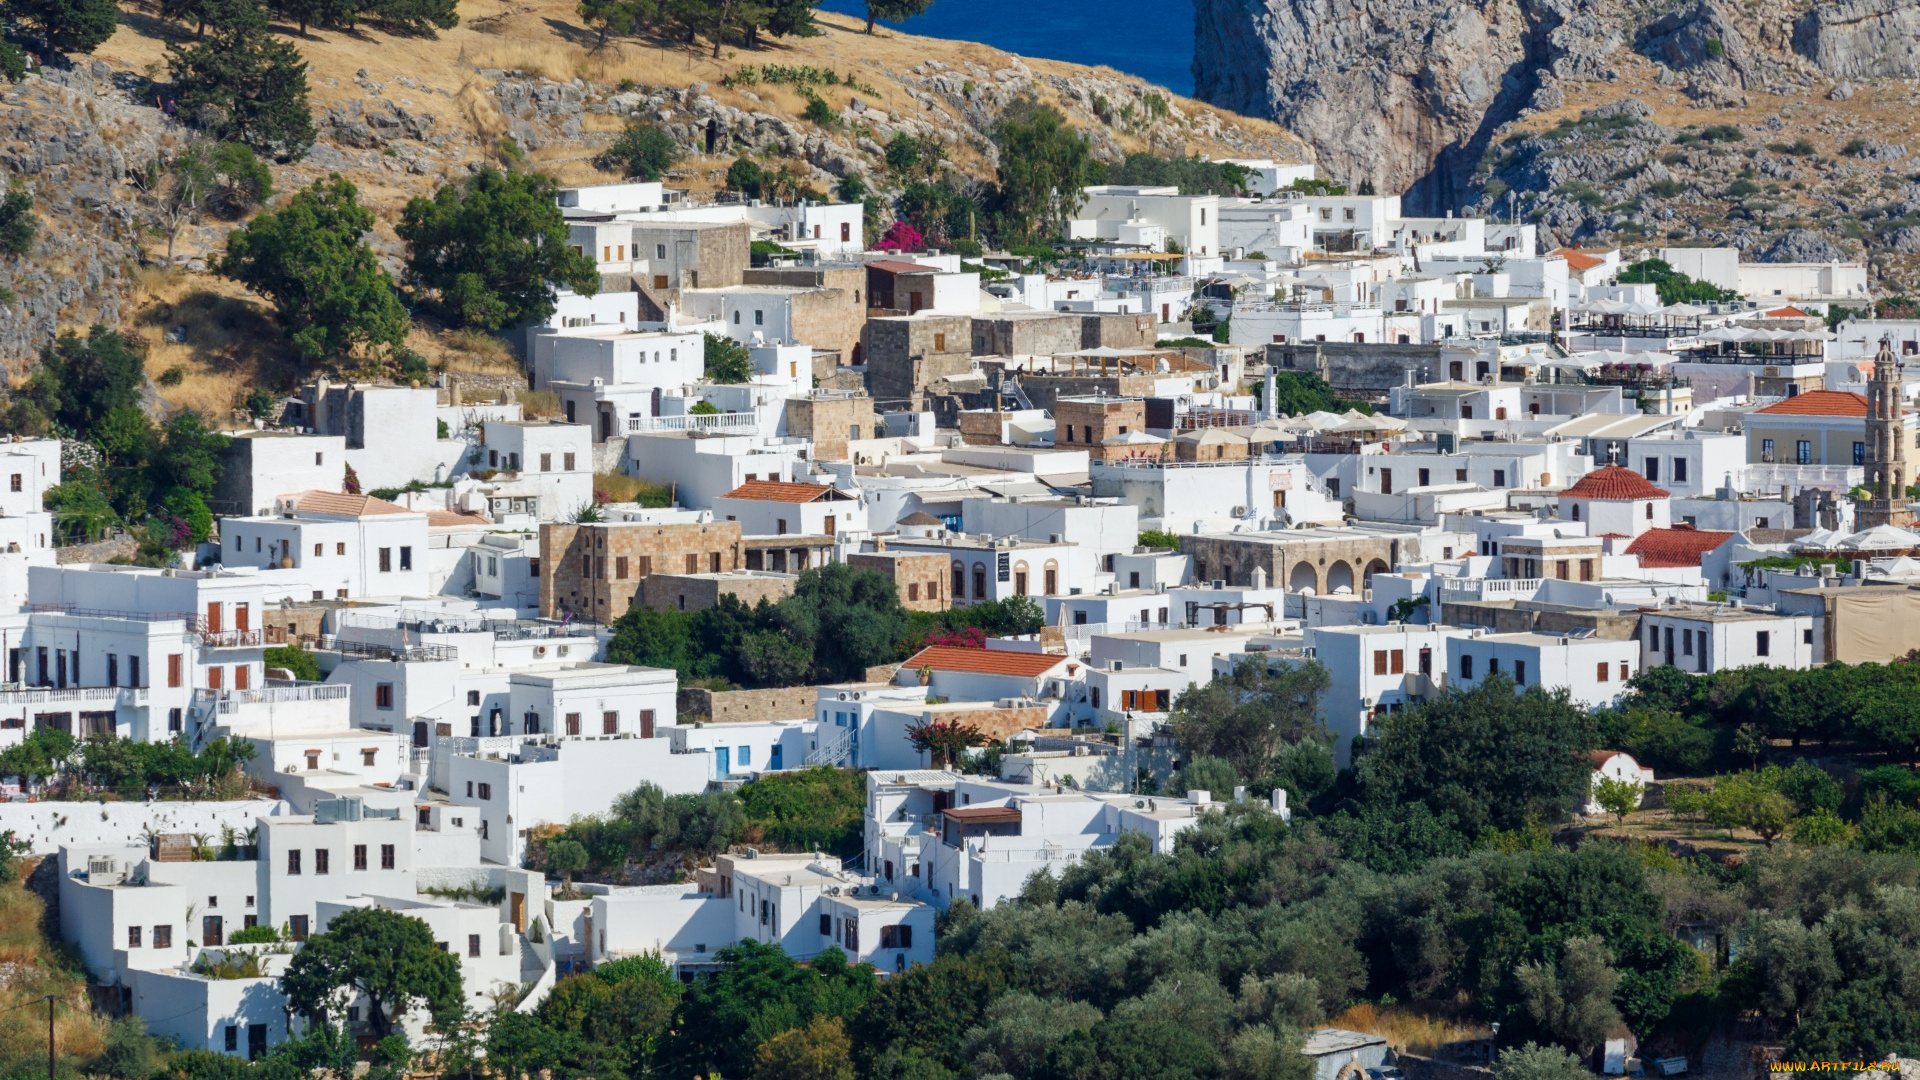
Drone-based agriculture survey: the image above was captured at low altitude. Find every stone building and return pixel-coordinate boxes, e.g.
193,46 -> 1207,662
783,392 -> 877,462
1055,397 -> 1148,459
848,550 -> 951,611
638,569 -> 795,613
864,315 -> 977,406
1180,529 -> 1400,594
539,520 -> 744,620
741,264 -> 869,365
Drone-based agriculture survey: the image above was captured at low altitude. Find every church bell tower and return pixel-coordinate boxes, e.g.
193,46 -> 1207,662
1860,336 -> 1915,530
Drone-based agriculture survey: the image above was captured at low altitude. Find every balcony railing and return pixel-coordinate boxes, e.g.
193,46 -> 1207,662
626,413 -> 758,434
28,604 -> 197,625
211,684 -> 350,713
0,686 -> 147,706
200,627 -> 289,648
317,636 -> 458,662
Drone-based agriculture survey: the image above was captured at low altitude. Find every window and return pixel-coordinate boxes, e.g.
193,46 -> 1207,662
880,924 -> 913,949
337,542 -> 346,555
820,914 -> 832,935
1674,457 -> 1688,482
7,475 -> 17,492
128,925 -> 142,948
1373,651 -> 1388,676
354,844 -> 368,871
1493,469 -> 1506,487
361,748 -> 376,766
1796,440 -> 1812,465
379,548 -> 392,572
226,1028 -> 238,1053
287,849 -> 302,875
468,934 -> 482,958
478,783 -> 492,800
1644,458 -> 1659,482
168,654 -> 182,689
152,924 -> 172,949
603,711 -> 618,734
400,547 -> 412,571
1514,660 -> 1526,686
1761,438 -> 1774,462
1645,503 -> 1654,520
1459,654 -> 1474,680
1619,661 -> 1630,681
131,656 -> 141,688
564,453 -> 576,471
107,654 -> 117,687
1855,441 -> 1867,466
1756,630 -> 1771,657
468,691 -> 480,706
541,453 -> 552,471
315,849 -> 329,875
1597,661 -> 1611,683
375,683 -> 394,710
288,916 -> 308,942
381,844 -> 396,870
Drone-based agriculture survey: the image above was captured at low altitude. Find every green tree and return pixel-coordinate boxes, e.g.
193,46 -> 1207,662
1492,1043 -> 1591,1080
1166,658 -> 1330,783
577,0 -> 654,45
220,175 -> 408,360
602,120 -> 681,180
11,325 -> 145,436
671,941 -> 877,1079
753,1016 -> 855,1080
546,838 -> 588,893
0,42 -> 28,83
0,186 -> 34,257
156,143 -> 217,266
705,332 -> 753,383
1224,1026 -> 1313,1080
207,140 -> 275,217
362,0 -> 458,34
885,133 -> 922,175
1512,936 -> 1622,1055
904,718 -> 988,769
727,157 -> 767,199
13,0 -> 120,54
263,645 -> 321,681
398,167 -> 599,331
1591,774 -> 1643,823
990,98 -> 1097,242
861,0 -> 930,33
1353,675 -> 1598,838
606,604 -> 700,676
168,4 -> 316,159
1704,771 -> 1792,847
280,907 -> 464,1037
1618,258 -> 1741,306
269,0 -> 359,33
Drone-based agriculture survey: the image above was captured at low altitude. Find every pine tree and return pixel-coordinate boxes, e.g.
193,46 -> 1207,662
168,0 -> 316,159
14,0 -> 121,54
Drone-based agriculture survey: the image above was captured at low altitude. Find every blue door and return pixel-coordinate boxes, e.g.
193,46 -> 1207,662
769,744 -> 783,770
715,746 -> 731,776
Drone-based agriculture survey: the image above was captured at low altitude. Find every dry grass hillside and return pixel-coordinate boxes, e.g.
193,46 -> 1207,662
41,0 -> 1307,415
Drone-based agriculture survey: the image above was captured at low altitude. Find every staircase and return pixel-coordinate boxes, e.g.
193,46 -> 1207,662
185,690 -> 220,752
807,726 -> 856,768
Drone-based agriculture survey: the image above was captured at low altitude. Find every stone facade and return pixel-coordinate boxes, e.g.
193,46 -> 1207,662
630,221 -> 748,292
1055,397 -> 1147,459
957,410 -> 1013,446
783,392 -> 877,461
677,685 -> 816,723
539,520 -> 744,620
864,315 -> 976,405
1080,313 -> 1159,349
1181,532 -> 1400,594
971,312 -> 1085,358
743,265 -> 867,364
922,705 -> 1050,745
848,551 -> 951,611
639,570 -> 796,613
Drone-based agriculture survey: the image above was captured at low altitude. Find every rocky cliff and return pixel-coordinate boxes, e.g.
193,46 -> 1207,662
1194,0 -> 1920,240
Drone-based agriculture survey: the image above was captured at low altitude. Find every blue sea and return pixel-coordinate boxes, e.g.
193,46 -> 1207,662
814,0 -> 1196,96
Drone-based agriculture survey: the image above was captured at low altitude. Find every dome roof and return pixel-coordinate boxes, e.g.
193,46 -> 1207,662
1561,465 -> 1669,501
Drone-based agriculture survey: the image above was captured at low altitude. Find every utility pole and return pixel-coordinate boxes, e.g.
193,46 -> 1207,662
46,994 -> 55,1080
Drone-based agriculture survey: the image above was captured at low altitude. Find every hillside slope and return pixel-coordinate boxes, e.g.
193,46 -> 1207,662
1194,0 -> 1920,287
0,3 -> 1308,381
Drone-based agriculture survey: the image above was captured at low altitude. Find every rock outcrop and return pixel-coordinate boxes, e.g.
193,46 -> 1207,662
1793,0 -> 1920,81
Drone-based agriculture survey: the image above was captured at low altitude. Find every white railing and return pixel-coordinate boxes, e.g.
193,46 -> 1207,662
1739,464 -> 1863,494
213,684 -> 350,713
625,413 -> 758,434
1435,577 -> 1542,598
807,727 -> 855,768
0,686 -> 146,705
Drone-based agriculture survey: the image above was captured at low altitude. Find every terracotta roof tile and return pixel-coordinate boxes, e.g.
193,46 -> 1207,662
866,259 -> 940,275
718,480 -> 845,503
1754,390 -> 1869,417
1552,248 -> 1605,272
288,491 -> 413,516
903,645 -> 1066,678
1624,526 -> 1735,568
427,509 -> 492,527
1561,465 -> 1669,501
1765,305 -> 1811,318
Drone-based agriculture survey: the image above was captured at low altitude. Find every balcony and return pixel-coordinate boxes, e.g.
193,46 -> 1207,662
317,636 -> 458,662
0,685 -> 147,706
200,627 -> 289,649
28,603 -> 197,625
210,683 -> 349,714
626,413 -> 758,434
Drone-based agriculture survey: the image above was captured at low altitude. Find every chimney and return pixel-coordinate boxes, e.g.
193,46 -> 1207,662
873,538 -> 887,553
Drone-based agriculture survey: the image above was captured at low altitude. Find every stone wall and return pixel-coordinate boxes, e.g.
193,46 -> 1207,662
864,317 -> 976,405
639,571 -> 795,613
677,685 -> 817,723
1265,342 -> 1444,397
783,394 -> 877,462
1181,533 -> 1399,593
848,552 -> 951,611
539,521 -> 744,620
1056,398 -> 1148,459
1017,374 -> 1160,412
1080,313 -> 1159,349
971,313 -> 1084,357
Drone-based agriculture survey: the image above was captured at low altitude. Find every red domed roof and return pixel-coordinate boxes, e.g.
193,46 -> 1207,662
1561,466 -> 1669,501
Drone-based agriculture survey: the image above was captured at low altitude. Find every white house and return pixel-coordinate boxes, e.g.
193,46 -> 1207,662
222,492 -> 433,601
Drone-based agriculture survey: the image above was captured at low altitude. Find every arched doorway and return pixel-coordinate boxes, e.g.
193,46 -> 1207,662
1362,558 -> 1390,587
1327,561 -> 1355,594
1288,562 -> 1318,592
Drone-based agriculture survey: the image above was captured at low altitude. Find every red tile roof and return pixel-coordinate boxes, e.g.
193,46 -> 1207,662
866,259 -> 940,275
1553,248 -> 1606,273
288,491 -> 413,516
1562,465 -> 1669,501
903,645 -> 1066,678
1624,525 -> 1735,568
426,509 -> 492,527
1754,390 -> 1869,417
718,480 -> 847,503
1765,305 -> 1811,318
